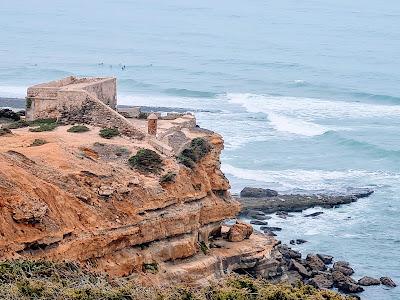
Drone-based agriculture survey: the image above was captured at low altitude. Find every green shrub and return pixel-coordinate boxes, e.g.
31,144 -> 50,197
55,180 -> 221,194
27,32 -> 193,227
177,138 -> 211,169
159,172 -> 176,184
26,98 -> 33,109
199,241 -> 208,255
30,139 -> 47,147
129,149 -> 163,174
142,262 -> 159,274
4,120 -> 30,129
99,127 -> 120,139
30,118 -> 58,126
67,125 -> 90,133
29,123 -> 57,132
0,260 -> 355,300
0,128 -> 12,136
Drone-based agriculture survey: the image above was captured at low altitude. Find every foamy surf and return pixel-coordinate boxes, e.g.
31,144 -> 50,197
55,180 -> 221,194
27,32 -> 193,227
267,112 -> 328,136
222,164 -> 399,191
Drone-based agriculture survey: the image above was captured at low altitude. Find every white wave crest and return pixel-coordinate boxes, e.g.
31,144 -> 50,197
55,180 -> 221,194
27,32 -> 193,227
267,112 -> 328,136
222,164 -> 399,191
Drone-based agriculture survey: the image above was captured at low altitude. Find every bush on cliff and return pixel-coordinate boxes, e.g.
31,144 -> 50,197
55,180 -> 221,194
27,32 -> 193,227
67,125 -> 90,133
159,172 -> 177,184
29,119 -> 58,132
0,128 -> 12,136
129,149 -> 163,174
99,127 -> 120,139
178,137 -> 211,169
30,139 -> 47,147
0,260 -> 357,300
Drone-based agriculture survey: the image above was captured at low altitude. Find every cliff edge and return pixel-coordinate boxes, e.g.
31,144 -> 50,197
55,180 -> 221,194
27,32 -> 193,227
0,123 -> 278,284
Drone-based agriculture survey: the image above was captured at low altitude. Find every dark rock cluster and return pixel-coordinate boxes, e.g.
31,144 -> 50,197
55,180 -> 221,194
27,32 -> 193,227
276,244 -> 396,295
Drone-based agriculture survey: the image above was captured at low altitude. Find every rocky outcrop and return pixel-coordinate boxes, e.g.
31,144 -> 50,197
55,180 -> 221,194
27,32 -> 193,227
380,277 -> 397,287
240,187 -> 278,198
227,221 -> 253,242
237,188 -> 374,214
0,125 -> 283,285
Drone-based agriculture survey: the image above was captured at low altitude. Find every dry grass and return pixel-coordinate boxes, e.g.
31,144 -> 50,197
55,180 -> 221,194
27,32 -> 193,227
0,260 -> 356,300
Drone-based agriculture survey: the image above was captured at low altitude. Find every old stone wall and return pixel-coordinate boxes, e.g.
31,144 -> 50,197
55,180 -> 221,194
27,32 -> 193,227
58,91 -> 144,139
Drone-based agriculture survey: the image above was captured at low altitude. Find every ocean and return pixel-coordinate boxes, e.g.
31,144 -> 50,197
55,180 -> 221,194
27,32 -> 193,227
0,0 -> 399,298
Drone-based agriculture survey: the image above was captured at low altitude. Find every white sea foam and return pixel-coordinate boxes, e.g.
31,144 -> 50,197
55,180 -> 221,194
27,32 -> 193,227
0,85 -> 27,98
267,112 -> 328,136
222,164 -> 399,191
226,93 -> 400,136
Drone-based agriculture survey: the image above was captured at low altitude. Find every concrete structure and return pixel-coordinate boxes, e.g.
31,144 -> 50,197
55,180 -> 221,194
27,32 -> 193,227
26,76 -> 144,139
147,113 -> 158,135
26,76 -> 116,121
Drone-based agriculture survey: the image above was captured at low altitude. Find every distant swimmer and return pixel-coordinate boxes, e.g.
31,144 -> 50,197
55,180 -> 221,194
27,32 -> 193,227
122,65 -> 126,70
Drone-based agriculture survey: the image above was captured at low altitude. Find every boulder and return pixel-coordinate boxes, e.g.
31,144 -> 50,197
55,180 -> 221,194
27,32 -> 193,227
278,245 -> 302,260
332,271 -> 363,293
227,221 -> 253,242
308,273 -> 334,289
333,261 -> 354,276
290,239 -> 307,245
263,230 -> 277,237
380,277 -> 397,287
317,254 -> 333,265
290,259 -> 311,278
358,276 -> 380,286
250,220 -> 268,226
260,226 -> 282,232
240,187 -> 278,198
306,254 -> 326,271
304,211 -> 324,217
98,185 -> 114,197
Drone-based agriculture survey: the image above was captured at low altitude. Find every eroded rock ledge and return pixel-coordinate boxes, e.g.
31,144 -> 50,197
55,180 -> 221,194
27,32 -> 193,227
0,123 -> 281,285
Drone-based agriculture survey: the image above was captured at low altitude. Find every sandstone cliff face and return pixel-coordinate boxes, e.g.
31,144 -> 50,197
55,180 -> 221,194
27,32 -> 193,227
0,126 -> 277,283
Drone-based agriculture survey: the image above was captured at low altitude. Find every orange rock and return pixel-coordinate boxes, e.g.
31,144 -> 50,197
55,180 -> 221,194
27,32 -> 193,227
227,221 -> 253,242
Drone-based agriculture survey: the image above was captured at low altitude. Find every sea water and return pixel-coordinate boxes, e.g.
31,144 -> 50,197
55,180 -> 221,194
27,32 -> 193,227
0,1 -> 399,298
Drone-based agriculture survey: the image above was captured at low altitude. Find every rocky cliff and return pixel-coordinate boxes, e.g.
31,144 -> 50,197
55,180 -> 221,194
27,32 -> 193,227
0,125 -> 278,284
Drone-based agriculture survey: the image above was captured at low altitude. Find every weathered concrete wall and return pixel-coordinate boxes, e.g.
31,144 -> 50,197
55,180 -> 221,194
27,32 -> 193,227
26,77 -> 117,121
81,78 -> 117,109
57,91 -> 144,139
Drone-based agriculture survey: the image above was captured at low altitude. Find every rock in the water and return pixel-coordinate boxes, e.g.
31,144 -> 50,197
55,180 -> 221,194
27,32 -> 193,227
246,210 -> 271,220
308,273 -> 334,289
332,271 -> 363,293
260,226 -> 282,232
250,220 -> 268,226
276,211 -> 293,219
380,277 -> 397,287
317,254 -> 333,265
304,211 -> 324,217
358,276 -> 380,286
227,221 -> 253,242
290,239 -> 307,245
240,187 -> 278,198
278,245 -> 301,259
333,261 -> 354,276
306,254 -> 326,271
290,259 -> 311,278
263,230 -> 277,237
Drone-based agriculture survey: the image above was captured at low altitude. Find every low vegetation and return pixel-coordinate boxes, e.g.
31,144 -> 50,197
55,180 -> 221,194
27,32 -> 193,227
99,127 -> 120,139
28,118 -> 58,132
30,139 -> 47,147
4,120 -> 30,129
0,127 -> 12,136
0,260 -> 356,300
128,149 -> 163,174
178,137 -> 211,169
159,171 -> 176,184
67,125 -> 90,133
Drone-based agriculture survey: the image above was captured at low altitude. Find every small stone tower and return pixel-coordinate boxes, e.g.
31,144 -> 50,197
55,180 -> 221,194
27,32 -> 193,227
147,113 -> 158,135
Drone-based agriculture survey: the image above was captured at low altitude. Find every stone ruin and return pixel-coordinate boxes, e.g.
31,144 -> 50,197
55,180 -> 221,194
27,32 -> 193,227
25,76 -> 200,156
26,76 -> 144,139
